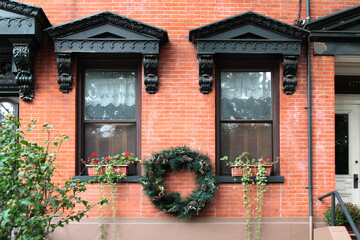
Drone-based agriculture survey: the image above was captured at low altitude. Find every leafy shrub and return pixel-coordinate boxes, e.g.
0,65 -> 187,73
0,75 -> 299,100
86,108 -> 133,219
0,117 -> 107,239
324,202 -> 360,226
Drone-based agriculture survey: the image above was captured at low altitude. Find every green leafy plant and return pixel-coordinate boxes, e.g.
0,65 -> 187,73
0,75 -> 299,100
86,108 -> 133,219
0,116 -> 107,239
324,202 -> 360,226
85,152 -> 139,178
87,152 -> 139,166
221,152 -> 276,240
86,153 -> 137,240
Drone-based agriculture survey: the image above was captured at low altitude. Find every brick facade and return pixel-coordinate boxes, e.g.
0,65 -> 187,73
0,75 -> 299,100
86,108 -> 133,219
13,0 -> 358,232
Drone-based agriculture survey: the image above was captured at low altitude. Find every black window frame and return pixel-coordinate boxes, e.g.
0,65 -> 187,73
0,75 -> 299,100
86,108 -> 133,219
216,57 -> 280,176
76,58 -> 142,176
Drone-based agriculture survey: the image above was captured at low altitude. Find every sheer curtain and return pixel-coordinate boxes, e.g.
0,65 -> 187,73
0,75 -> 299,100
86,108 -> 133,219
85,70 -> 136,120
221,71 -> 271,120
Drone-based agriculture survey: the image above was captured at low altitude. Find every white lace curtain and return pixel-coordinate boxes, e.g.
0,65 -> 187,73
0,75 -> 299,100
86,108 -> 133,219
85,70 -> 136,108
221,71 -> 271,100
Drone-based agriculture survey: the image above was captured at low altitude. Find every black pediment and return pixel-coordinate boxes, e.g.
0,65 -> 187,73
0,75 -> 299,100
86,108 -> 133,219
307,5 -> 360,32
46,11 -> 168,43
0,0 -> 50,100
46,11 -> 168,94
189,11 -> 308,95
306,4 -> 360,55
0,1 -> 50,44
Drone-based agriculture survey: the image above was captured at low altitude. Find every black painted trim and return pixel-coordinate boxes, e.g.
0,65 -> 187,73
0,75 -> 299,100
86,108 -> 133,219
306,4 -> 360,31
189,11 -> 308,42
73,175 -> 140,183
73,175 -> 285,184
46,11 -> 168,43
216,176 -> 285,183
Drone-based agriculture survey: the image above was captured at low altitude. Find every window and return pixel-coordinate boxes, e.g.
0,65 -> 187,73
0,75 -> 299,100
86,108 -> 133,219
216,60 -> 279,175
78,60 -> 141,175
0,97 -> 18,121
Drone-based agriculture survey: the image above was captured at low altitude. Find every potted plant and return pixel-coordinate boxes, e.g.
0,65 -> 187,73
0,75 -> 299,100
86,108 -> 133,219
86,152 -> 139,176
221,152 -> 277,240
324,202 -> 360,232
220,152 -> 275,177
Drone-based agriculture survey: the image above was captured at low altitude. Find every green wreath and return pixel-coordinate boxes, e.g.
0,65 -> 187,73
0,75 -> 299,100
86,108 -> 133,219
140,146 -> 217,220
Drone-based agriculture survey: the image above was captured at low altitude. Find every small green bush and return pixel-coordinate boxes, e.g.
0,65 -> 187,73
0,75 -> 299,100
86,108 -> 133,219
324,202 -> 360,226
0,117 -> 107,239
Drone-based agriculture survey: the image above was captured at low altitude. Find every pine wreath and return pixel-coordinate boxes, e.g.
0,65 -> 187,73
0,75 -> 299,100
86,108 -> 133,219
140,146 -> 217,220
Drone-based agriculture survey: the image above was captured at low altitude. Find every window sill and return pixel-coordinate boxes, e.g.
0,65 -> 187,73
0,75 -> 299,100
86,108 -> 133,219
215,176 -> 284,183
73,175 -> 140,183
73,175 -> 284,184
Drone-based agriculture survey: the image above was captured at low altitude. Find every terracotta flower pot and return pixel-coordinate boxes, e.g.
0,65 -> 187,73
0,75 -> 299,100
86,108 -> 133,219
112,165 -> 128,175
231,165 -> 272,177
86,165 -> 105,176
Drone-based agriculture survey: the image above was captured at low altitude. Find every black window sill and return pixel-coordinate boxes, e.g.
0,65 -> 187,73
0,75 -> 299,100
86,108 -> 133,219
73,175 -> 284,184
73,175 -> 140,183
215,176 -> 284,183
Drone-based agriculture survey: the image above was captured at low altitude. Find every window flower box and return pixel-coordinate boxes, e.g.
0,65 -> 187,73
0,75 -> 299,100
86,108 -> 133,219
231,165 -> 272,177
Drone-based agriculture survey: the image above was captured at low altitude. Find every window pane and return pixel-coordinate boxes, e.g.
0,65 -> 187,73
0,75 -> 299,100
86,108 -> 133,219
85,70 -> 136,120
335,114 -> 349,174
221,123 -> 272,175
0,101 -> 15,122
84,123 -> 136,162
221,71 -> 271,120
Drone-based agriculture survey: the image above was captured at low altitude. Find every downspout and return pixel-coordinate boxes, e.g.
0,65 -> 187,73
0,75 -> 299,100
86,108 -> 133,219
305,0 -> 313,239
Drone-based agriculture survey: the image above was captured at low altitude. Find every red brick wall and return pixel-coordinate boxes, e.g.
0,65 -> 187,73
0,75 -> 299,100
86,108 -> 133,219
19,0 -> 356,218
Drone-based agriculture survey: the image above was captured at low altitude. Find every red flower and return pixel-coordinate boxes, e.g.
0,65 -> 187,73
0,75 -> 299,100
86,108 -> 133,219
92,152 -> 97,157
260,160 -> 265,163
93,159 -> 99,164
88,157 -> 92,162
267,158 -> 271,162
124,152 -> 131,157
105,157 -> 110,162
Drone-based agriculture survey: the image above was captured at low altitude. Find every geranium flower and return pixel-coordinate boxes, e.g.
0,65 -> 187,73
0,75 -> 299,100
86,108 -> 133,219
88,157 -> 92,162
124,152 -> 131,157
260,160 -> 265,163
93,159 -> 99,164
105,157 -> 110,162
92,152 -> 97,157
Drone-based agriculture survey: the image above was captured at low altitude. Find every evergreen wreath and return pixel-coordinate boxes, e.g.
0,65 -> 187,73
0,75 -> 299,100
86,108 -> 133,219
140,146 -> 217,220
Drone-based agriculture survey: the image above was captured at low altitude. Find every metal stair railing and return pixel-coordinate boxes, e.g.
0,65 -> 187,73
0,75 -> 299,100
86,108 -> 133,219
318,190 -> 360,240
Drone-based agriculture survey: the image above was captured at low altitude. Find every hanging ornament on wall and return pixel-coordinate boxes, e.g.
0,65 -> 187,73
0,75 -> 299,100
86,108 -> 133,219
140,146 -> 217,220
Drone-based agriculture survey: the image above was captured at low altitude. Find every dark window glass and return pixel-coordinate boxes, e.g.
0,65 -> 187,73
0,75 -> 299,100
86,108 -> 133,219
80,64 -> 140,176
218,66 -> 278,176
335,114 -> 349,174
84,123 -> 136,158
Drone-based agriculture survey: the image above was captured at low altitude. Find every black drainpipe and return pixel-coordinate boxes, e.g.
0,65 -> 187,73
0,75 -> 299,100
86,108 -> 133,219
305,0 -> 313,238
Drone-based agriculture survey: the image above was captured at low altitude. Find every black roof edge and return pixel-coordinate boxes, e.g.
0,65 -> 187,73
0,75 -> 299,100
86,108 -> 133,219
45,11 -> 168,43
306,4 -> 360,30
189,11 -> 309,43
0,0 -> 51,28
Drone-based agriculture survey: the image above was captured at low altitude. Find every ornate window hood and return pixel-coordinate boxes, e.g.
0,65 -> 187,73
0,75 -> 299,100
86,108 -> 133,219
46,11 -> 168,94
189,11 -> 309,94
306,4 -> 360,56
0,0 -> 50,100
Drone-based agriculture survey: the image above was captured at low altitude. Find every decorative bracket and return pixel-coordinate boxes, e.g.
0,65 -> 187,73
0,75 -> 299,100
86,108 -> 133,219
198,54 -> 213,94
11,40 -> 34,101
56,54 -> 72,93
143,55 -> 159,94
282,55 -> 298,95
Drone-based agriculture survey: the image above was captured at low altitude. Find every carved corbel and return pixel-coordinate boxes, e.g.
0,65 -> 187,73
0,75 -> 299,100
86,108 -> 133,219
57,54 -> 72,93
12,40 -> 34,101
282,55 -> 298,95
198,54 -> 213,94
143,55 -> 159,94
